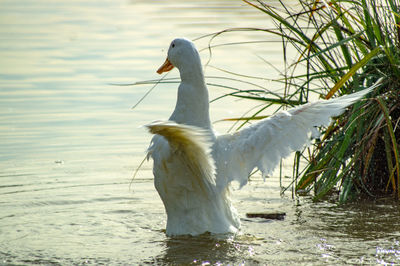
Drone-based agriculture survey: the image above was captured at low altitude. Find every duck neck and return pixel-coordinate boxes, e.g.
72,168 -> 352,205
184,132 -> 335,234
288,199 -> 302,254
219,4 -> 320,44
179,61 -> 204,85
170,65 -> 212,130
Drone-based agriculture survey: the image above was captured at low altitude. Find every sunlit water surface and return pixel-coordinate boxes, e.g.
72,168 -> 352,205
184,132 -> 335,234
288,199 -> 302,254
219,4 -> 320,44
1,0 -> 400,264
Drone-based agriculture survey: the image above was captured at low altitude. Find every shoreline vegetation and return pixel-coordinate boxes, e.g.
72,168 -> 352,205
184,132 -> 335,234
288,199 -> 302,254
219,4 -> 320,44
209,0 -> 400,202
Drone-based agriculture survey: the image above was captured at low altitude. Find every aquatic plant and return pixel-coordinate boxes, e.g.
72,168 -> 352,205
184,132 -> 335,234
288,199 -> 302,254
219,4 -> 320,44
209,0 -> 400,201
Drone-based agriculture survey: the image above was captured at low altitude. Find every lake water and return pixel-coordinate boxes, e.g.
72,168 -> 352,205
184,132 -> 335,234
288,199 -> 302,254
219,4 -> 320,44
1,0 -> 400,264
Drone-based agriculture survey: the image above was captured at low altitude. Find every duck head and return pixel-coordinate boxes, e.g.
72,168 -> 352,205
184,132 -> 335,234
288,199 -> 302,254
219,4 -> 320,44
157,38 -> 202,75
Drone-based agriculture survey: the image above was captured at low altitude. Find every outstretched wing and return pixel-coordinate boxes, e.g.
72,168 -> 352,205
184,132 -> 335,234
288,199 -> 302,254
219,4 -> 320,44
214,87 -> 374,188
146,121 -> 216,196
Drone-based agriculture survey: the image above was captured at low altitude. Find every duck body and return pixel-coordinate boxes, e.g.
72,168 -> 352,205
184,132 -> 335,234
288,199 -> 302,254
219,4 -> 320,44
150,133 -> 240,235
146,38 -> 374,236
148,38 -> 240,235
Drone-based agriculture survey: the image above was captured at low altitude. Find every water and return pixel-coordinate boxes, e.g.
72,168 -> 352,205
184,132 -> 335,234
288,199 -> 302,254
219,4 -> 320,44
1,0 -> 400,264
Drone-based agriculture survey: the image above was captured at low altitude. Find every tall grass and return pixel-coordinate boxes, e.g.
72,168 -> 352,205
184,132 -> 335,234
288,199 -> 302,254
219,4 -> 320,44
215,0 -> 400,201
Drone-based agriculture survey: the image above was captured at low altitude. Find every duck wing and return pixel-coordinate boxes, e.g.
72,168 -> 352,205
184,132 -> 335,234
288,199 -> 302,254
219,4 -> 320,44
146,121 -> 217,196
214,87 -> 374,188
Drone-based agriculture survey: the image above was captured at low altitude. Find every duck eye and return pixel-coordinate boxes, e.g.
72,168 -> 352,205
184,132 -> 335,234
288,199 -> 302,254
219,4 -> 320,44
172,43 -> 175,48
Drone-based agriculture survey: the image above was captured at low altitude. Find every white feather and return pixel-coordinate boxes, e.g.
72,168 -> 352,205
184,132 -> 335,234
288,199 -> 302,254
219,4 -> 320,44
215,86 -> 376,188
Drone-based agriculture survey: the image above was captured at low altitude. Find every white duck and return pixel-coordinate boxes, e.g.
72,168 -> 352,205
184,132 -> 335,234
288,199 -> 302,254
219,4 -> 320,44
146,38 -> 374,236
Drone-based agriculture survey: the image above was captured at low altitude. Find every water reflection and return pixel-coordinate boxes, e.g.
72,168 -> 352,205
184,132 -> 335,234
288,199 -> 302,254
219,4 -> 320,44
152,234 -> 259,265
298,200 -> 400,241
289,199 -> 400,264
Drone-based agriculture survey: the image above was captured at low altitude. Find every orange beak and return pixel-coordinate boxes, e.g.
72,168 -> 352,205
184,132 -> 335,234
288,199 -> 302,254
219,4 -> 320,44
157,58 -> 174,74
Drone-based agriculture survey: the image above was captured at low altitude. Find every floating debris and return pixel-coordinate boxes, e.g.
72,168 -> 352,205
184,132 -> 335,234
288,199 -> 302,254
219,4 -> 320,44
246,212 -> 286,220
